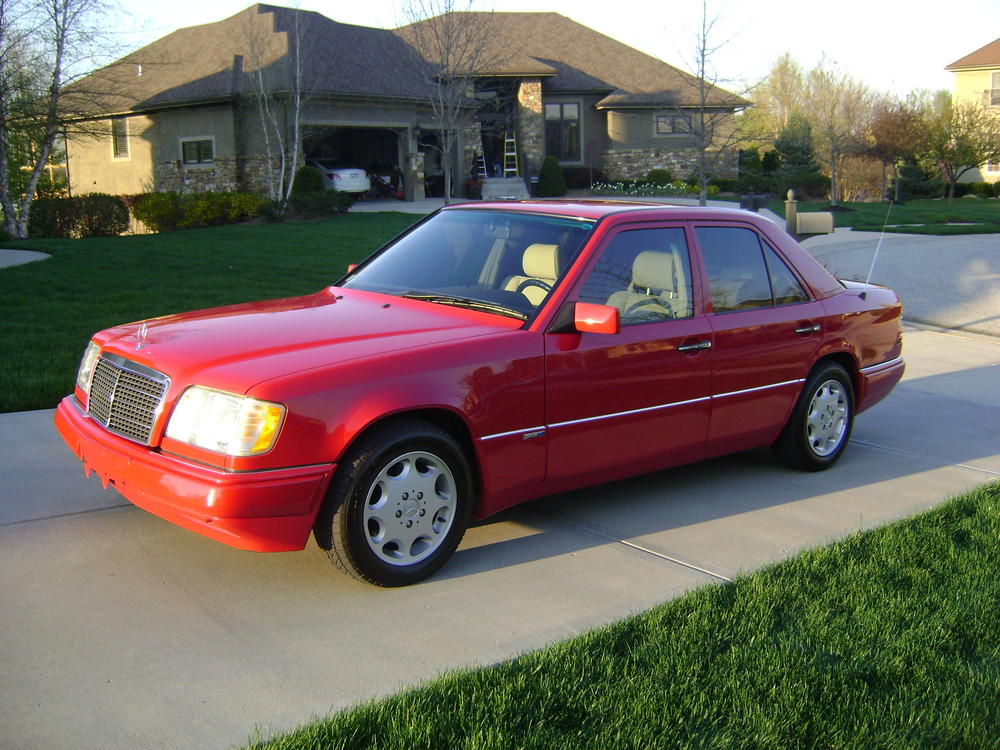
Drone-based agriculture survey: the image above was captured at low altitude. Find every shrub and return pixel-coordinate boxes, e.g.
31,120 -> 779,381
710,179 -> 740,194
994,182 -> 1000,198
292,165 -> 324,194
133,192 -> 182,232
969,181 -> 993,197
27,194 -> 129,238
75,194 -> 130,237
289,190 -> 352,217
647,168 -> 674,185
536,156 -> 567,197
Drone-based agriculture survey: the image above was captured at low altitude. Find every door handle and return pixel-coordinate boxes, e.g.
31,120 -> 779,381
795,324 -> 821,335
677,340 -> 712,352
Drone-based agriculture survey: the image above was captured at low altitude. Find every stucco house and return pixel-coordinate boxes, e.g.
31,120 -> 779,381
946,36 -> 1000,183
65,4 -> 746,201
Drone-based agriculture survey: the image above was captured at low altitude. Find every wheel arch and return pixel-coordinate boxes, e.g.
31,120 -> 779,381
814,350 -> 859,399
333,406 -> 483,510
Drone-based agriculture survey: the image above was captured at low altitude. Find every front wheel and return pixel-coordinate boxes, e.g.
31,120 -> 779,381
314,419 -> 473,586
772,362 -> 854,471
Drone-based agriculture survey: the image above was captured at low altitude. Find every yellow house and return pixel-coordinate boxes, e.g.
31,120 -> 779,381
946,36 -> 1000,183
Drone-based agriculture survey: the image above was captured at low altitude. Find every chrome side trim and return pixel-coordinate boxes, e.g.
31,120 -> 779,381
548,396 -> 711,430
479,425 -> 547,441
479,379 -> 805,440
713,378 -> 804,400
860,356 -> 904,375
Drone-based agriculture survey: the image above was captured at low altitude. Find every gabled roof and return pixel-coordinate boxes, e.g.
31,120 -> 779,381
73,4 -> 745,117
947,37 -> 1000,70
397,12 -> 747,109
75,4 -> 433,115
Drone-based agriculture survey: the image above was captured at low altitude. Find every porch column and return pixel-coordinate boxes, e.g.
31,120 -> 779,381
517,78 -> 544,177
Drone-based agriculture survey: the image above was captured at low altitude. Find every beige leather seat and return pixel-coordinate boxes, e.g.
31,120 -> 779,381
503,243 -> 560,306
607,250 -> 681,322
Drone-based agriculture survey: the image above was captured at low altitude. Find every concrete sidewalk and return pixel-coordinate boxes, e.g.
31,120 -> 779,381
1,325 -> 998,750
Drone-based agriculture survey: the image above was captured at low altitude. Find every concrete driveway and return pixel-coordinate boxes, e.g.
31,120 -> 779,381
2,324 -> 998,750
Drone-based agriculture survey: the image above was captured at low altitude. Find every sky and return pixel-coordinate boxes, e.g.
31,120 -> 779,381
114,0 -> 1000,98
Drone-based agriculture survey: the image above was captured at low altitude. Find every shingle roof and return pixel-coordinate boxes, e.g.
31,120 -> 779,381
397,12 -> 747,108
73,5 -> 745,116
75,4 -> 433,115
947,37 -> 1000,70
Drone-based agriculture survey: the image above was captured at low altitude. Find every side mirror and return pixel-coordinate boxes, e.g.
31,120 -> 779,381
574,302 -> 619,335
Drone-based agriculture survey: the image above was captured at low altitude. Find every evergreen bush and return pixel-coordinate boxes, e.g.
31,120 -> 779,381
28,194 -> 129,238
536,156 -> 567,197
133,192 -> 182,232
292,165 -> 324,194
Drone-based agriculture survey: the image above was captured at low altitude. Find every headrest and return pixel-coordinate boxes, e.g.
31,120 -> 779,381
632,251 -> 676,291
522,243 -> 559,279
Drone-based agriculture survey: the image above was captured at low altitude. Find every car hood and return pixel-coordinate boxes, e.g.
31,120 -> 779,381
95,288 -> 521,394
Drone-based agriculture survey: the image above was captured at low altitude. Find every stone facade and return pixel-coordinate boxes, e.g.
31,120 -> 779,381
517,79 -> 544,176
602,147 -> 739,182
154,158 -> 241,193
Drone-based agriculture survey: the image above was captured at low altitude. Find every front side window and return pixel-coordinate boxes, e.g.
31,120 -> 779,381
578,227 -> 693,325
545,103 -> 581,161
111,118 -> 128,159
181,138 -> 214,165
696,226 -> 808,312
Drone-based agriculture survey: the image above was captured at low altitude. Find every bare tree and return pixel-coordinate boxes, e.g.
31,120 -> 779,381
0,0 -> 107,238
241,7 -> 307,210
680,0 -> 754,205
397,0 -> 505,205
803,60 -> 874,206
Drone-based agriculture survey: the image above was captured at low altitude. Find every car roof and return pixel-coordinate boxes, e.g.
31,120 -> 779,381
440,199 -> 757,222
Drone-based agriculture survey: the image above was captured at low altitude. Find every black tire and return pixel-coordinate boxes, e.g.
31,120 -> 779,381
772,361 -> 854,472
314,419 -> 473,586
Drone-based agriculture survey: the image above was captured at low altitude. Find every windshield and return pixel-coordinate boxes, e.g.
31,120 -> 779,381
341,209 -> 595,320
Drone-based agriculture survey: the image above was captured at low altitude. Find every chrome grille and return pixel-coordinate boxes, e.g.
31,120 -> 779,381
87,354 -> 169,445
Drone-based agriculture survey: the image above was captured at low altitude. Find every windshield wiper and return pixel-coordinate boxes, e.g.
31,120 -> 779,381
402,293 -> 527,321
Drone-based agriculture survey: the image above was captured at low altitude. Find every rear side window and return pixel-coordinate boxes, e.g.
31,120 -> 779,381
696,226 -> 808,312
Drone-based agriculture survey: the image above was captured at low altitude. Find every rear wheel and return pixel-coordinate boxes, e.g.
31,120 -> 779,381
772,361 -> 854,471
314,419 -> 473,586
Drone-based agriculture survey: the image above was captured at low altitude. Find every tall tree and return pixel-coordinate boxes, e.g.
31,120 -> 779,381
241,6 -> 308,211
803,60 -> 874,206
867,96 -> 926,201
397,1 -> 506,205
681,0 -> 753,205
0,0 -> 106,238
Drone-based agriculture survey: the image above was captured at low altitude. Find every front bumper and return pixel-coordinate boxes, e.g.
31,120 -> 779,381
54,397 -> 335,552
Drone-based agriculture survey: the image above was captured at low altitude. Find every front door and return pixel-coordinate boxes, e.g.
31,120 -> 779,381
544,225 -> 713,482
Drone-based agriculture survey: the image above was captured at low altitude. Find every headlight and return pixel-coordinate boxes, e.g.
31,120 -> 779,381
165,386 -> 285,457
76,341 -> 101,393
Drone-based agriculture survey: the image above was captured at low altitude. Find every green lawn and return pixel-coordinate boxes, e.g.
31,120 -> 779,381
0,213 -> 420,413
760,197 -> 1000,234
247,482 -> 1000,749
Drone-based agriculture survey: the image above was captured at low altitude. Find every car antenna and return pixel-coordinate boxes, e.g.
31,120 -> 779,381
864,201 -> 894,287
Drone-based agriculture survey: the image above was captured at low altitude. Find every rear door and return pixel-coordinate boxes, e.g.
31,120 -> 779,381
693,224 -> 826,452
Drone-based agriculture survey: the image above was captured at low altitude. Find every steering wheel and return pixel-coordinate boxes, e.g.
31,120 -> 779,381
623,296 -> 673,320
515,278 -> 553,297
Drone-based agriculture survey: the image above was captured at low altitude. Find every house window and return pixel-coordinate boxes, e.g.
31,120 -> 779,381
991,72 -> 1000,107
655,114 -> 691,135
181,138 -> 214,165
111,118 -> 128,159
545,103 -> 580,161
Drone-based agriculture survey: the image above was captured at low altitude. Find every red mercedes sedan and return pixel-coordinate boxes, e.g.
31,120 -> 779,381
55,201 -> 904,586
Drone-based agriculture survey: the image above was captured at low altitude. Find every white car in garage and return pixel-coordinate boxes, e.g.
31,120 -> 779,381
307,160 -> 371,194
